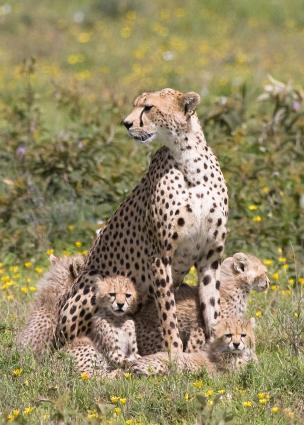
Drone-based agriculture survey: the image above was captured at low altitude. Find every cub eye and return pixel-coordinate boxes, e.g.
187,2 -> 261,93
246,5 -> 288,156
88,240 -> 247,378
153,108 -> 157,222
144,105 -> 153,112
109,293 -> 115,297
125,293 -> 132,298
225,333 -> 232,338
241,333 -> 247,338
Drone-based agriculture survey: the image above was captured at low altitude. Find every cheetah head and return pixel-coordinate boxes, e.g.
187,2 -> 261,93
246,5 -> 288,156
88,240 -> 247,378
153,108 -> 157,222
222,252 -> 270,293
213,317 -> 256,353
94,275 -> 138,316
123,88 -> 201,144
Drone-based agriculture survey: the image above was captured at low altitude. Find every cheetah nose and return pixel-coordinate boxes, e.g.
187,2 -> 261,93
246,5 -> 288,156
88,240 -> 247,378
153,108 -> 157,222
123,120 -> 133,130
117,303 -> 124,310
233,342 -> 240,349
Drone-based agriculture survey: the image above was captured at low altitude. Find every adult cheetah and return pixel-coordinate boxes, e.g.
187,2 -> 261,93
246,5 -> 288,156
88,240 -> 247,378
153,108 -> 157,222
57,88 -> 228,351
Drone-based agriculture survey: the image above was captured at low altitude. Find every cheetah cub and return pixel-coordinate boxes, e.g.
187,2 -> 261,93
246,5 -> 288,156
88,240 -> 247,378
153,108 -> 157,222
91,275 -> 140,368
131,317 -> 256,376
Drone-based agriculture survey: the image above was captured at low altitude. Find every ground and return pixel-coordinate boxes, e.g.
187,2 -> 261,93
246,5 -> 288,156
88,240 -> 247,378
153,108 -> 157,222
0,0 -> 304,424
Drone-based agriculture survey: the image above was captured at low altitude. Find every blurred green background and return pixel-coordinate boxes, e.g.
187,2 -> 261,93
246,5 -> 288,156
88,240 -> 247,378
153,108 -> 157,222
0,0 -> 303,265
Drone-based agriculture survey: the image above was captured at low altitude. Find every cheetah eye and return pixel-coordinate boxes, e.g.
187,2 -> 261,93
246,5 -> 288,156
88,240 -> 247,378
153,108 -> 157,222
109,293 -> 116,297
241,333 -> 247,338
225,333 -> 232,338
143,105 -> 153,112
125,293 -> 132,298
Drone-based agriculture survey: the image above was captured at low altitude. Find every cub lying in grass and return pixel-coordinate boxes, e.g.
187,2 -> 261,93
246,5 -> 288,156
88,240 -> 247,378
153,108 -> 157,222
130,317 -> 257,376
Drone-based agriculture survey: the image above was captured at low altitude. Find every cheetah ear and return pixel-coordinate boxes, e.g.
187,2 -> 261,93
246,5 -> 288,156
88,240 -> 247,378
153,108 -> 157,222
49,254 -> 58,265
232,252 -> 248,274
181,92 -> 201,115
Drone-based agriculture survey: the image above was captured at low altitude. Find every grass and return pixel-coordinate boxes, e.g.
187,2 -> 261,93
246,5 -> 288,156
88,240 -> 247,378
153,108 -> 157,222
0,0 -> 304,423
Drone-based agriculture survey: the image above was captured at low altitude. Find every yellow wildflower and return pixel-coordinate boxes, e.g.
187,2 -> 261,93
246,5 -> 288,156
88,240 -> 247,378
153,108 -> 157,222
78,32 -> 91,43
281,264 -> 288,271
47,249 -> 54,256
263,259 -> 273,266
255,310 -> 262,318
75,241 -> 82,248
6,294 -> 13,301
35,266 -> 43,274
7,409 -> 20,422
271,284 -> 278,291
80,371 -> 90,381
68,224 -> 75,231
204,389 -> 214,397
218,389 -> 225,394
23,406 -> 34,415
9,266 -> 19,273
110,396 -> 119,403
67,54 -> 84,65
258,392 -> 270,399
243,401 -> 253,407
123,372 -> 132,379
29,286 -> 37,292
125,420 -> 134,425
272,272 -> 279,281
192,380 -> 204,389
75,70 -> 91,81
119,398 -> 127,405
184,392 -> 189,401
24,261 -> 32,268
261,186 -> 269,193
113,407 -> 121,415
278,257 -> 287,263
259,398 -> 268,405
288,278 -> 295,285
298,277 -> 304,285
248,204 -> 258,211
207,400 -> 214,406
21,287 -> 29,294
87,409 -> 99,419
271,406 -> 280,413
12,368 -> 23,377
252,215 -> 262,222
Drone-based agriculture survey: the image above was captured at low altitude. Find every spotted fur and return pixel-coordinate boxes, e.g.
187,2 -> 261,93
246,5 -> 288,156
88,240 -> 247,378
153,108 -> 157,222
130,318 -> 257,376
16,254 -> 85,356
56,88 -> 228,353
64,276 -> 140,376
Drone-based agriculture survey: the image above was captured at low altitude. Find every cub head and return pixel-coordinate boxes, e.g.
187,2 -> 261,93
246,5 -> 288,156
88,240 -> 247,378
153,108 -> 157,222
123,88 -> 201,144
221,252 -> 269,292
214,318 -> 256,353
94,275 -> 138,316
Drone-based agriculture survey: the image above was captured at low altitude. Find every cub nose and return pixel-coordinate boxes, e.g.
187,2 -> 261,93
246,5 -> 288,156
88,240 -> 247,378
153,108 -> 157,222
233,342 -> 240,348
117,303 -> 124,310
123,120 -> 133,130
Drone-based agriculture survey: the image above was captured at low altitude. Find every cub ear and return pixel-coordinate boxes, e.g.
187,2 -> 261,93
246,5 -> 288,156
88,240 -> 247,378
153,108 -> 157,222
181,91 -> 201,115
232,252 -> 248,274
49,254 -> 58,265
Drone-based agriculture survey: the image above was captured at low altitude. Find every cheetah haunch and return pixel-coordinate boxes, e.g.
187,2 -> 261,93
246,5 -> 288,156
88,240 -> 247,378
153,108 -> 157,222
16,254 -> 85,355
57,88 -> 228,351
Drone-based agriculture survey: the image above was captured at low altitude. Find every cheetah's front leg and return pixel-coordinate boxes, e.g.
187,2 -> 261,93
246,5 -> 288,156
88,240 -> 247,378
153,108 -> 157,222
151,257 -> 183,353
197,257 -> 222,339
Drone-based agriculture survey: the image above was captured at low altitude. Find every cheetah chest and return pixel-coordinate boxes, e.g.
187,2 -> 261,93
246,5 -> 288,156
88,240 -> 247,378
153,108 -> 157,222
175,187 -> 221,255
